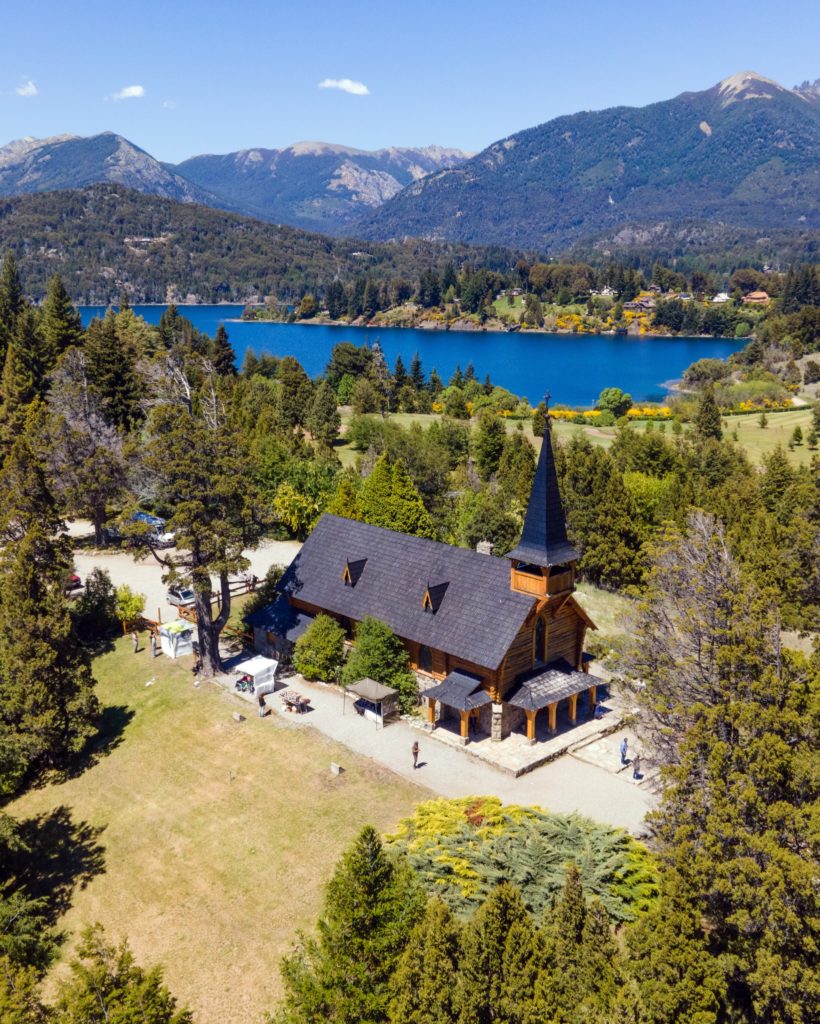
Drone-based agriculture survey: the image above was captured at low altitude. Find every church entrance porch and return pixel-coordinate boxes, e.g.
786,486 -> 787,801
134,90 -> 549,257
423,670 -> 492,745
505,660 -> 604,746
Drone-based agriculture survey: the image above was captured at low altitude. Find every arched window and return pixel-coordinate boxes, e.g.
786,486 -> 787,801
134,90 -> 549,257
418,644 -> 433,673
534,617 -> 546,665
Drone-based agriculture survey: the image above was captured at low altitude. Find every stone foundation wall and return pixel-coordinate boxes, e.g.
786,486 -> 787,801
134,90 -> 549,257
491,702 -> 526,741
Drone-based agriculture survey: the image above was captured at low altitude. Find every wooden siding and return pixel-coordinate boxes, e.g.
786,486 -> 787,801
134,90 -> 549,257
499,619 -> 536,694
547,602 -> 584,667
510,566 -> 546,597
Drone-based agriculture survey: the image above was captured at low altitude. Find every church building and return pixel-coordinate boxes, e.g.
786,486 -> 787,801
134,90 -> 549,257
248,415 -> 602,744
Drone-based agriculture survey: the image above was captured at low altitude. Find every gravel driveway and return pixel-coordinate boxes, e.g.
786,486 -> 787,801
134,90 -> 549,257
68,521 -> 301,622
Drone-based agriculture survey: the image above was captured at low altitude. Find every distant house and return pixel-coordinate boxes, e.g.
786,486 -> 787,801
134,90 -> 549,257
623,297 -> 656,312
743,290 -> 770,305
712,292 -> 731,304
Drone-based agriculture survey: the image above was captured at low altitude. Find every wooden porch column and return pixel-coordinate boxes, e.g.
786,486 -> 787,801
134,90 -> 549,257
426,698 -> 436,728
525,709 -> 537,744
459,710 -> 470,743
569,693 -> 578,725
588,685 -> 597,716
547,702 -> 558,734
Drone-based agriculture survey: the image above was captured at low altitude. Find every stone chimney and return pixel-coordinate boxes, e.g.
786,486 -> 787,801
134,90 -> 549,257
476,540 -> 494,556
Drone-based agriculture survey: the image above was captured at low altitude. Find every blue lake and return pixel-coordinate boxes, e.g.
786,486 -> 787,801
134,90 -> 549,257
79,304 -> 745,406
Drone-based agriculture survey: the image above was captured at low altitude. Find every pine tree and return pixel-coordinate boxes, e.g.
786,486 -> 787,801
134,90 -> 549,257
306,381 -> 341,448
532,401 -> 547,437
55,925 -> 192,1024
358,452 -> 395,526
278,826 -> 423,1024
0,252 -> 24,368
84,311 -> 142,431
277,355 -> 314,430
473,409 -> 507,480
456,883 -> 531,1024
534,864 -> 587,1024
0,524 -> 99,793
410,352 -> 425,391
0,308 -> 47,443
211,324 -> 236,376
498,431 -> 536,504
0,958 -> 50,1024
388,898 -> 462,1024
39,274 -> 83,368
693,385 -> 722,442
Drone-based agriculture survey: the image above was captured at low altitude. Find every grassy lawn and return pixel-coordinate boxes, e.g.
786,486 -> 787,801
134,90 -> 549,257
720,408 -> 816,466
574,582 -> 634,637
8,638 -> 426,1024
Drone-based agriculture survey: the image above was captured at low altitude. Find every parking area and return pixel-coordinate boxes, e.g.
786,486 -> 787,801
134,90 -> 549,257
67,520 -> 301,621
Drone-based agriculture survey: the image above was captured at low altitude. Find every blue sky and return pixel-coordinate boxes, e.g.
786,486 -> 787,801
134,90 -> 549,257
1,0 -> 817,162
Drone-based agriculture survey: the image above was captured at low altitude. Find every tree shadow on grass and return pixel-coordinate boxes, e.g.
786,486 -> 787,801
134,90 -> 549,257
15,806 -> 106,924
62,704 -> 136,783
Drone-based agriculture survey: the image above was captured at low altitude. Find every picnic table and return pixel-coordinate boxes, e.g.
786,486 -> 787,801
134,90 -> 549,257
280,689 -> 310,713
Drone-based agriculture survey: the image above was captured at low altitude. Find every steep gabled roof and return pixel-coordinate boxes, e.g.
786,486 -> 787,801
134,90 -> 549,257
270,514 -> 535,671
508,424 -> 579,568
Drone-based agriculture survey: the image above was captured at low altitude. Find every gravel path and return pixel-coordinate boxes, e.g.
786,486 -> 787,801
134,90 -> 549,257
68,521 -> 300,621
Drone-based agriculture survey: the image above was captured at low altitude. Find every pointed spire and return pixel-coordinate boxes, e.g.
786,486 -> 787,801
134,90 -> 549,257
507,402 -> 578,568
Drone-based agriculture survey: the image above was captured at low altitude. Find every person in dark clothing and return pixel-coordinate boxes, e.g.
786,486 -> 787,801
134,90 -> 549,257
632,754 -> 642,780
258,693 -> 266,718
412,740 -> 420,769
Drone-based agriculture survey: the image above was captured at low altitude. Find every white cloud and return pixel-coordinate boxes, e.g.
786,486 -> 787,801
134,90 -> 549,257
162,99 -> 176,109
111,84 -> 145,100
318,77 -> 369,96
16,80 -> 38,97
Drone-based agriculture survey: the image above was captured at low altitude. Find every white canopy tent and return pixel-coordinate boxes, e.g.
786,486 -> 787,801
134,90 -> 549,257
234,655 -> 279,696
159,619 -> 195,659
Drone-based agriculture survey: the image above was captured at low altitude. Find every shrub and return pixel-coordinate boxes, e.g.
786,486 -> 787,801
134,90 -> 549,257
342,616 -> 418,712
114,585 -> 145,627
385,797 -> 659,921
292,614 -> 346,681
71,568 -> 118,647
804,359 -> 820,385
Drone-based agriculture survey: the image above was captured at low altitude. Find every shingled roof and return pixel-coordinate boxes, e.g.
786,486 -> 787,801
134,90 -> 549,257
266,514 -> 536,671
507,422 -> 579,568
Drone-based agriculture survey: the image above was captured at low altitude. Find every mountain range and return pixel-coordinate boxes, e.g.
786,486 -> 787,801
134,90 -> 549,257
0,71 -> 817,251
0,133 -> 469,234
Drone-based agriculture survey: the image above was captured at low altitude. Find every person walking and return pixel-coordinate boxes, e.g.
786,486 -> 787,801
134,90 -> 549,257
619,736 -> 628,765
131,630 -> 139,654
632,754 -> 642,780
258,693 -> 266,719
150,631 -> 157,658
412,740 -> 420,770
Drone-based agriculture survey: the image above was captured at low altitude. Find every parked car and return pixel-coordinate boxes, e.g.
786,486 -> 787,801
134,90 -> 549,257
63,572 -> 83,597
167,586 -> 196,608
104,512 -> 175,549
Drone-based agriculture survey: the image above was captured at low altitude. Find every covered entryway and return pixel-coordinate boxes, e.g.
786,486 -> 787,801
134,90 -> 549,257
424,670 -> 492,745
506,659 -> 603,745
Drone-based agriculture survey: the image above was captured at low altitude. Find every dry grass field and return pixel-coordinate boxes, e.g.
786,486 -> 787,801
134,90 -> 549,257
8,638 -> 427,1024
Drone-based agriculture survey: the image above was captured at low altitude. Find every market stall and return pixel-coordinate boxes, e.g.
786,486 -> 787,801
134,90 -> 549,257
233,655 -> 279,696
159,619 -> 195,659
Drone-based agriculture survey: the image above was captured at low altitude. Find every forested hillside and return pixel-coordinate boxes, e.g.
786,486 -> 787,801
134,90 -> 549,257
357,72 -> 820,250
0,184 -> 516,303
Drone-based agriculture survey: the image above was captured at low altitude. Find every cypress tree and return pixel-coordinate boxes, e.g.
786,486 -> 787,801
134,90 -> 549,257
389,460 -> 435,538
534,864 -> 587,1024
0,524 -> 99,792
693,385 -> 722,442
278,825 -> 423,1024
39,273 -> 83,368
84,311 -> 142,431
211,324 -> 236,376
306,380 -> 341,448
358,453 -> 396,527
325,475 -> 361,520
388,898 -> 462,1024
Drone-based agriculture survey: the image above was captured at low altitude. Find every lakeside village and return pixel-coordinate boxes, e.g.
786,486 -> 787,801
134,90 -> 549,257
239,257 -> 790,341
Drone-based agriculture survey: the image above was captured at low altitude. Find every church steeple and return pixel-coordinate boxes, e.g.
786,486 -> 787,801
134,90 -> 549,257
508,394 -> 579,571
